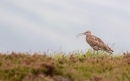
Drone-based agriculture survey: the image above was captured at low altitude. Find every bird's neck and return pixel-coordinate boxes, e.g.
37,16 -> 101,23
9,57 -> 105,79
86,35 -> 91,42
86,34 -> 91,37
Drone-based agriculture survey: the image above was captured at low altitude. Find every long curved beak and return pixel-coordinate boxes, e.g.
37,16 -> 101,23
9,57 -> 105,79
76,32 -> 85,38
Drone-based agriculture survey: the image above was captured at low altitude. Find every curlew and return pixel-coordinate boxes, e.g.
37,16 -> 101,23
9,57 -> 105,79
76,30 -> 113,57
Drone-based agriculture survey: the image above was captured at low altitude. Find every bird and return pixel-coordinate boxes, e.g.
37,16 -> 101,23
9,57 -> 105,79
76,30 -> 113,57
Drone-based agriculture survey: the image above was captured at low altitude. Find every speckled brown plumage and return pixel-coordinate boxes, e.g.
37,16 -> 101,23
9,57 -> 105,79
76,30 -> 113,54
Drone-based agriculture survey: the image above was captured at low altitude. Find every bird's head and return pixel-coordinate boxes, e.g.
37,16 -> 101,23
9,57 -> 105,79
76,30 -> 91,38
85,31 -> 91,36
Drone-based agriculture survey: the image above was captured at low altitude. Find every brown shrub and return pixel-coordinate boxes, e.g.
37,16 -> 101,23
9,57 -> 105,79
40,62 -> 55,76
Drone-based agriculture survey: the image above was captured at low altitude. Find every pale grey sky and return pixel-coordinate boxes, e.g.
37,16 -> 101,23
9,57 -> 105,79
0,0 -> 130,54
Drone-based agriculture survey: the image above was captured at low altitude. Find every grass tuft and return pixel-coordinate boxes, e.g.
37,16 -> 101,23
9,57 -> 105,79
0,51 -> 129,81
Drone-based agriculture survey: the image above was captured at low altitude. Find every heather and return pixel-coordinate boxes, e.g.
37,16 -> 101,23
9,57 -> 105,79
0,51 -> 129,81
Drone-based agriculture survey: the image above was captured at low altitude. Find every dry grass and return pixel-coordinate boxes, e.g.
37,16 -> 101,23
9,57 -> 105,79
0,51 -> 129,81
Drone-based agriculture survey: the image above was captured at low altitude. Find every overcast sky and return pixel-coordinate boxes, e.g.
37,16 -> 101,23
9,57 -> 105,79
0,0 -> 130,54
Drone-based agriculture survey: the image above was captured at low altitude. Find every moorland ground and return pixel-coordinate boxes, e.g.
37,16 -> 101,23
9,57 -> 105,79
0,51 -> 129,81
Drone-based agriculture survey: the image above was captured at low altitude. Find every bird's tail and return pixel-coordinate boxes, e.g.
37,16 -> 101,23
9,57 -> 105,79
104,45 -> 113,54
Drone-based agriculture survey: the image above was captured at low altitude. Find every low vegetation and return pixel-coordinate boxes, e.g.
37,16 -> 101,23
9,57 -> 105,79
0,51 -> 130,81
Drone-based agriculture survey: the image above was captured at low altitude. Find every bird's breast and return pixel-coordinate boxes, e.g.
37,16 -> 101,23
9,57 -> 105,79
86,36 -> 99,46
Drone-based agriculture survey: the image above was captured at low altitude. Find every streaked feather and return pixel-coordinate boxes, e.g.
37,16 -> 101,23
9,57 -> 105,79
85,31 -> 113,53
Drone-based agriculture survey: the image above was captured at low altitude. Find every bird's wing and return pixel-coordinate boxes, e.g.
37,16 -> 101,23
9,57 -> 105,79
93,35 -> 104,44
93,35 -> 113,52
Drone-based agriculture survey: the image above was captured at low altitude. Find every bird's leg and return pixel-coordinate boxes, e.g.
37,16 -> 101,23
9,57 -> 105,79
101,50 -> 104,54
93,50 -> 95,59
96,51 -> 98,58
91,50 -> 94,59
